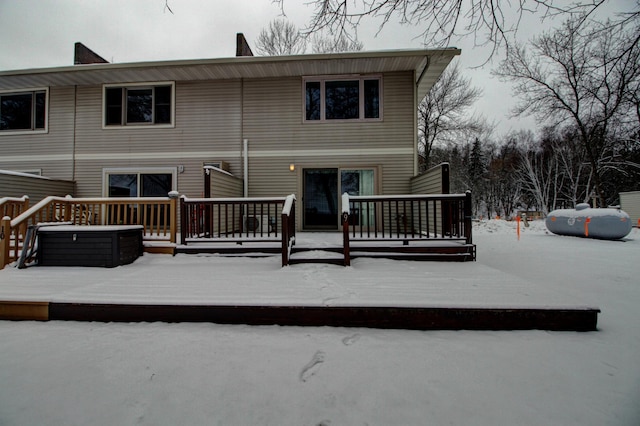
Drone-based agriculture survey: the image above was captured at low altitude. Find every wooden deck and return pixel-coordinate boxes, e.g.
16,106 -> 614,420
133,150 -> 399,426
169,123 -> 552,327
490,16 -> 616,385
41,303 -> 597,331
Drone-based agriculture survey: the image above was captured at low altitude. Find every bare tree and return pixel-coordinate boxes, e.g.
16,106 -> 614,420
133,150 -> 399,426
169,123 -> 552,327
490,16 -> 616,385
494,16 -> 640,207
254,19 -> 307,55
514,131 -> 561,215
311,33 -> 364,53
276,0 -> 628,61
418,60 -> 484,171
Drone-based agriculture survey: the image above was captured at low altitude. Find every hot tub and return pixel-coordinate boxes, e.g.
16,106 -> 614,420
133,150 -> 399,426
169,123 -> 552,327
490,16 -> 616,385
37,225 -> 143,267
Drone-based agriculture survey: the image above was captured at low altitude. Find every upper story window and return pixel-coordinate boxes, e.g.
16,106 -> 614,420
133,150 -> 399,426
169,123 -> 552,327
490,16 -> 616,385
103,82 -> 174,127
304,76 -> 381,122
0,89 -> 48,133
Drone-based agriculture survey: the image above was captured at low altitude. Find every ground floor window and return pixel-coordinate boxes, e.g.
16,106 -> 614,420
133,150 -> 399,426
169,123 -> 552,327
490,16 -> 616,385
104,168 -> 176,198
103,168 -> 177,226
303,168 -> 376,230
107,173 -> 173,197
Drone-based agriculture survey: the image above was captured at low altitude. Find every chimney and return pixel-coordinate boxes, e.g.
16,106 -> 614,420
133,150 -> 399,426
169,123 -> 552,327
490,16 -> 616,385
74,42 -> 109,65
236,33 -> 254,57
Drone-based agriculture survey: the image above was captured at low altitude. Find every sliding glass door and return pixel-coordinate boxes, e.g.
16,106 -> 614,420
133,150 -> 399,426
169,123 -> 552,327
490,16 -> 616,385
303,168 -> 375,230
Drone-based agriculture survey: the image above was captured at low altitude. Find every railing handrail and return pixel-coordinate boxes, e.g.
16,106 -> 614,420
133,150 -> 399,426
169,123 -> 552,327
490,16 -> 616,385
182,196 -> 287,204
10,195 -> 62,228
10,196 -> 173,228
348,193 -> 469,202
0,195 -> 29,204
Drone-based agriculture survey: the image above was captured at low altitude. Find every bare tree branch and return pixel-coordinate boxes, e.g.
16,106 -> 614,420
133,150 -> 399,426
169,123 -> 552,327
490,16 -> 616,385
275,0 -> 622,61
418,60 -> 486,170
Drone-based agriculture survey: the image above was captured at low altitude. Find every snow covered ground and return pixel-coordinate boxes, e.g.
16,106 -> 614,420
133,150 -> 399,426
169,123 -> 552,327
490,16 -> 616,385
0,220 -> 639,425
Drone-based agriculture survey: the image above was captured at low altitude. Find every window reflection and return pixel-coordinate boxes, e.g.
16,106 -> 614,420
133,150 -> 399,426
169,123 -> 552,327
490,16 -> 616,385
325,80 -> 359,120
127,89 -> 153,123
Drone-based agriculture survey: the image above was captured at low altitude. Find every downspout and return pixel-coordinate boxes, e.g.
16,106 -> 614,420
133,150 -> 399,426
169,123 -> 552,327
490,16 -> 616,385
72,85 -> 77,187
241,77 -> 248,198
414,55 -> 431,176
243,138 -> 248,198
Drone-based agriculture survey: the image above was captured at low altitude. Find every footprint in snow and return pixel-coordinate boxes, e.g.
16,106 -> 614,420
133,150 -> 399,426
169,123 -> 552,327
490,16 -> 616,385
342,333 -> 361,346
299,350 -> 325,382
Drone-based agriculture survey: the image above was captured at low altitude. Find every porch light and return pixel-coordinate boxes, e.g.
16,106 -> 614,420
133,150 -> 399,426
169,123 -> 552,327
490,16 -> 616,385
289,164 -> 295,172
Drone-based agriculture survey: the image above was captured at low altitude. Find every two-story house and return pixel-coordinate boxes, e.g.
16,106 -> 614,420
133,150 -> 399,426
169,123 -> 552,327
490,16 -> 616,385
0,35 -> 460,231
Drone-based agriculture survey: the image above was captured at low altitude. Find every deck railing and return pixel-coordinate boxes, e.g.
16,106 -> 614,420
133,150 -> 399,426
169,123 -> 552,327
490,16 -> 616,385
342,192 -> 472,265
1,195 -> 178,269
1,195 -> 30,219
179,195 -> 297,266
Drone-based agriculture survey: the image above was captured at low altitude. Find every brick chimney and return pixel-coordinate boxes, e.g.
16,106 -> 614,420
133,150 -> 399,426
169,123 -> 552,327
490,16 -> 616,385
74,42 -> 109,65
236,33 -> 254,57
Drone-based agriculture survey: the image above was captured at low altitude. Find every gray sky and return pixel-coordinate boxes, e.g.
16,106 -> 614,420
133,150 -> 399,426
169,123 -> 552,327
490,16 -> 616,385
0,0 -> 633,139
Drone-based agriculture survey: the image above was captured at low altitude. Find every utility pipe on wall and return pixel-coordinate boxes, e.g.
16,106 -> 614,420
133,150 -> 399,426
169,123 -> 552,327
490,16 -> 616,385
243,138 -> 248,198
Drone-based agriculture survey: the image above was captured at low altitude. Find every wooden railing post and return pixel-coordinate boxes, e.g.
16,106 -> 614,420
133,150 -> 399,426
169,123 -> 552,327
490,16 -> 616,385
63,195 -> 72,222
1,216 -> 10,270
464,190 -> 473,244
168,191 -> 179,244
341,193 -> 351,266
281,211 -> 289,266
281,194 -> 296,266
290,198 -> 296,243
342,212 -> 351,266
179,195 -> 187,245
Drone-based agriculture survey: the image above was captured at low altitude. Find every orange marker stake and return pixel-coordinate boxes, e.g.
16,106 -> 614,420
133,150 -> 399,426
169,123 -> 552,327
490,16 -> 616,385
516,215 -> 521,240
585,217 -> 591,237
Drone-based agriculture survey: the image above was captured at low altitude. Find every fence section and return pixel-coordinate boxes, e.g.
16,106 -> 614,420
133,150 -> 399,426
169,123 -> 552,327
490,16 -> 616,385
343,192 -> 472,243
179,195 -> 297,266
340,192 -> 473,265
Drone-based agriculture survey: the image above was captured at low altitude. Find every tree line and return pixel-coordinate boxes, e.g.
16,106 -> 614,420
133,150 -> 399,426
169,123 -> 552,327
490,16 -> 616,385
432,125 -> 640,219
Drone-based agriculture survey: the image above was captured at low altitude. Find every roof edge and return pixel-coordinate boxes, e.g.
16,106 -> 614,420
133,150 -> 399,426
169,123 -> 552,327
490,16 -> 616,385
0,48 -> 461,77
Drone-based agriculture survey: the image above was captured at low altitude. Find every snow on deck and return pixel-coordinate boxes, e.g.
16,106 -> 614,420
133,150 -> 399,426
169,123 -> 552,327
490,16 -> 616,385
0,224 -> 606,309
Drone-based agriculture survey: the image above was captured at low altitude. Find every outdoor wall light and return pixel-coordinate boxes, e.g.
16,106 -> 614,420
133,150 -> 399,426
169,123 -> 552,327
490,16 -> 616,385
289,164 -> 295,172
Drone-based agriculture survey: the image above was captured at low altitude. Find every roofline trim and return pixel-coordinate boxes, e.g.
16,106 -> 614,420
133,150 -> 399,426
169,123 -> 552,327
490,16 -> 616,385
0,48 -> 461,77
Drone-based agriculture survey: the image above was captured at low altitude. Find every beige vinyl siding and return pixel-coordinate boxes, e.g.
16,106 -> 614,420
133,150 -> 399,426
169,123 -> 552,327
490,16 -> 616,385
0,86 -> 75,180
44,71 -> 417,209
241,71 -> 416,198
411,163 -> 450,195
208,169 -> 243,198
0,172 -> 75,201
620,191 -> 640,226
72,80 -> 244,198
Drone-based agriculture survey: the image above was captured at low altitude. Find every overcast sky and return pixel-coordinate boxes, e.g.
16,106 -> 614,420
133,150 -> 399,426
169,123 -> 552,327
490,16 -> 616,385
0,0 -> 633,139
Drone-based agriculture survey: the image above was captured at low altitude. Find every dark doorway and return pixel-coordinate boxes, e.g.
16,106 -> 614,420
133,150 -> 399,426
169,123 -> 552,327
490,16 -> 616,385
303,169 -> 338,229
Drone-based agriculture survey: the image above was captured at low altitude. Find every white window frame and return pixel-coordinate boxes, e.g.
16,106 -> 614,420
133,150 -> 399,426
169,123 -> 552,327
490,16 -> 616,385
102,167 -> 178,197
0,87 -> 49,135
302,75 -> 383,123
102,82 -> 175,129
